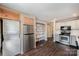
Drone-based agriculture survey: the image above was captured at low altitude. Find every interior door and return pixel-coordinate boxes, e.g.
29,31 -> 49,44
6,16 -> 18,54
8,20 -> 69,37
2,19 -> 20,56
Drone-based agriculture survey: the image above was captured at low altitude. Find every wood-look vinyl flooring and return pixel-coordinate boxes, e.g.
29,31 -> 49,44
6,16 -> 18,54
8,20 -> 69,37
20,38 -> 77,56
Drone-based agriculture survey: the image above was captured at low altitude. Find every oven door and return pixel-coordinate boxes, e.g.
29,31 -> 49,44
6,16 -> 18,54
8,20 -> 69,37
59,35 -> 70,45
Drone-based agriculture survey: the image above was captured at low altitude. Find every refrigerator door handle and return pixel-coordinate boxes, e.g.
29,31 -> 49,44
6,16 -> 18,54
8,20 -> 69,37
24,33 -> 34,35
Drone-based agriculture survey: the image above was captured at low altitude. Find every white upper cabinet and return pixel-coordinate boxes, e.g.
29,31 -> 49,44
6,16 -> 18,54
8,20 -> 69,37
55,20 -> 76,30
75,20 -> 79,29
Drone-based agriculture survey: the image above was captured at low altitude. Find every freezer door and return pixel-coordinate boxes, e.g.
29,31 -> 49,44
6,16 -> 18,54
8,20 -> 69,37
29,34 -> 34,49
23,35 -> 30,52
23,34 -> 34,52
3,19 -> 20,56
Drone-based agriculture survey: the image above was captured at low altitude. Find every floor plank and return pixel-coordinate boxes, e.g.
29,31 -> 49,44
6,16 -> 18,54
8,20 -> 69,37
21,38 -> 77,56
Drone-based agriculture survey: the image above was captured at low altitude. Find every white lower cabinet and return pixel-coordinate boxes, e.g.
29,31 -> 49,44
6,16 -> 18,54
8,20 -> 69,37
55,34 -> 77,47
70,35 -> 76,46
55,34 -> 60,42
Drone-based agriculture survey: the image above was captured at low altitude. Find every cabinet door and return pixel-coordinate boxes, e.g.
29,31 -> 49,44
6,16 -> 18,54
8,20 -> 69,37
2,9 -> 19,20
55,34 -> 60,42
0,8 -> 3,18
68,21 -> 75,29
56,20 -> 76,30
0,8 -> 1,17
75,20 -> 79,29
70,36 -> 76,46
55,22 -> 61,30
0,8 -> 19,20
23,17 -> 33,25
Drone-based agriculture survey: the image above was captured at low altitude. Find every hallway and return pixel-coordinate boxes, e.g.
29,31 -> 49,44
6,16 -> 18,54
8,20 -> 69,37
21,38 -> 77,56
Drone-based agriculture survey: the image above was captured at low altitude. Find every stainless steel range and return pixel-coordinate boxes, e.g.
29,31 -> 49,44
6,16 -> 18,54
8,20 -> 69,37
59,35 -> 70,45
59,26 -> 71,45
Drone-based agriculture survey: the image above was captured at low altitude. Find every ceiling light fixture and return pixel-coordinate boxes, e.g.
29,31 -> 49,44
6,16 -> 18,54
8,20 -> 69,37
73,13 -> 77,17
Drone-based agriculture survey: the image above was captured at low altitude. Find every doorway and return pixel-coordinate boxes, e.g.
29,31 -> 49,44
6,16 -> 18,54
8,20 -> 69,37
0,19 -> 4,56
47,22 -> 53,41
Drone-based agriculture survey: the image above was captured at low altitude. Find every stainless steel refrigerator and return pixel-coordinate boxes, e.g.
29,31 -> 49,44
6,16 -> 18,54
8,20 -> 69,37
23,24 -> 34,53
2,19 -> 20,56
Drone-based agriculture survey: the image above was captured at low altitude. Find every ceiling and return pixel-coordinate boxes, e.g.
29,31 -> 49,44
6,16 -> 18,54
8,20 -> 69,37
1,3 -> 79,21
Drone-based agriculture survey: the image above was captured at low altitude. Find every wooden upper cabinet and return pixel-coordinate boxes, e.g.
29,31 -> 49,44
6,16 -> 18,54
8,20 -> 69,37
23,16 -> 33,25
0,8 -> 3,18
0,7 -> 19,20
